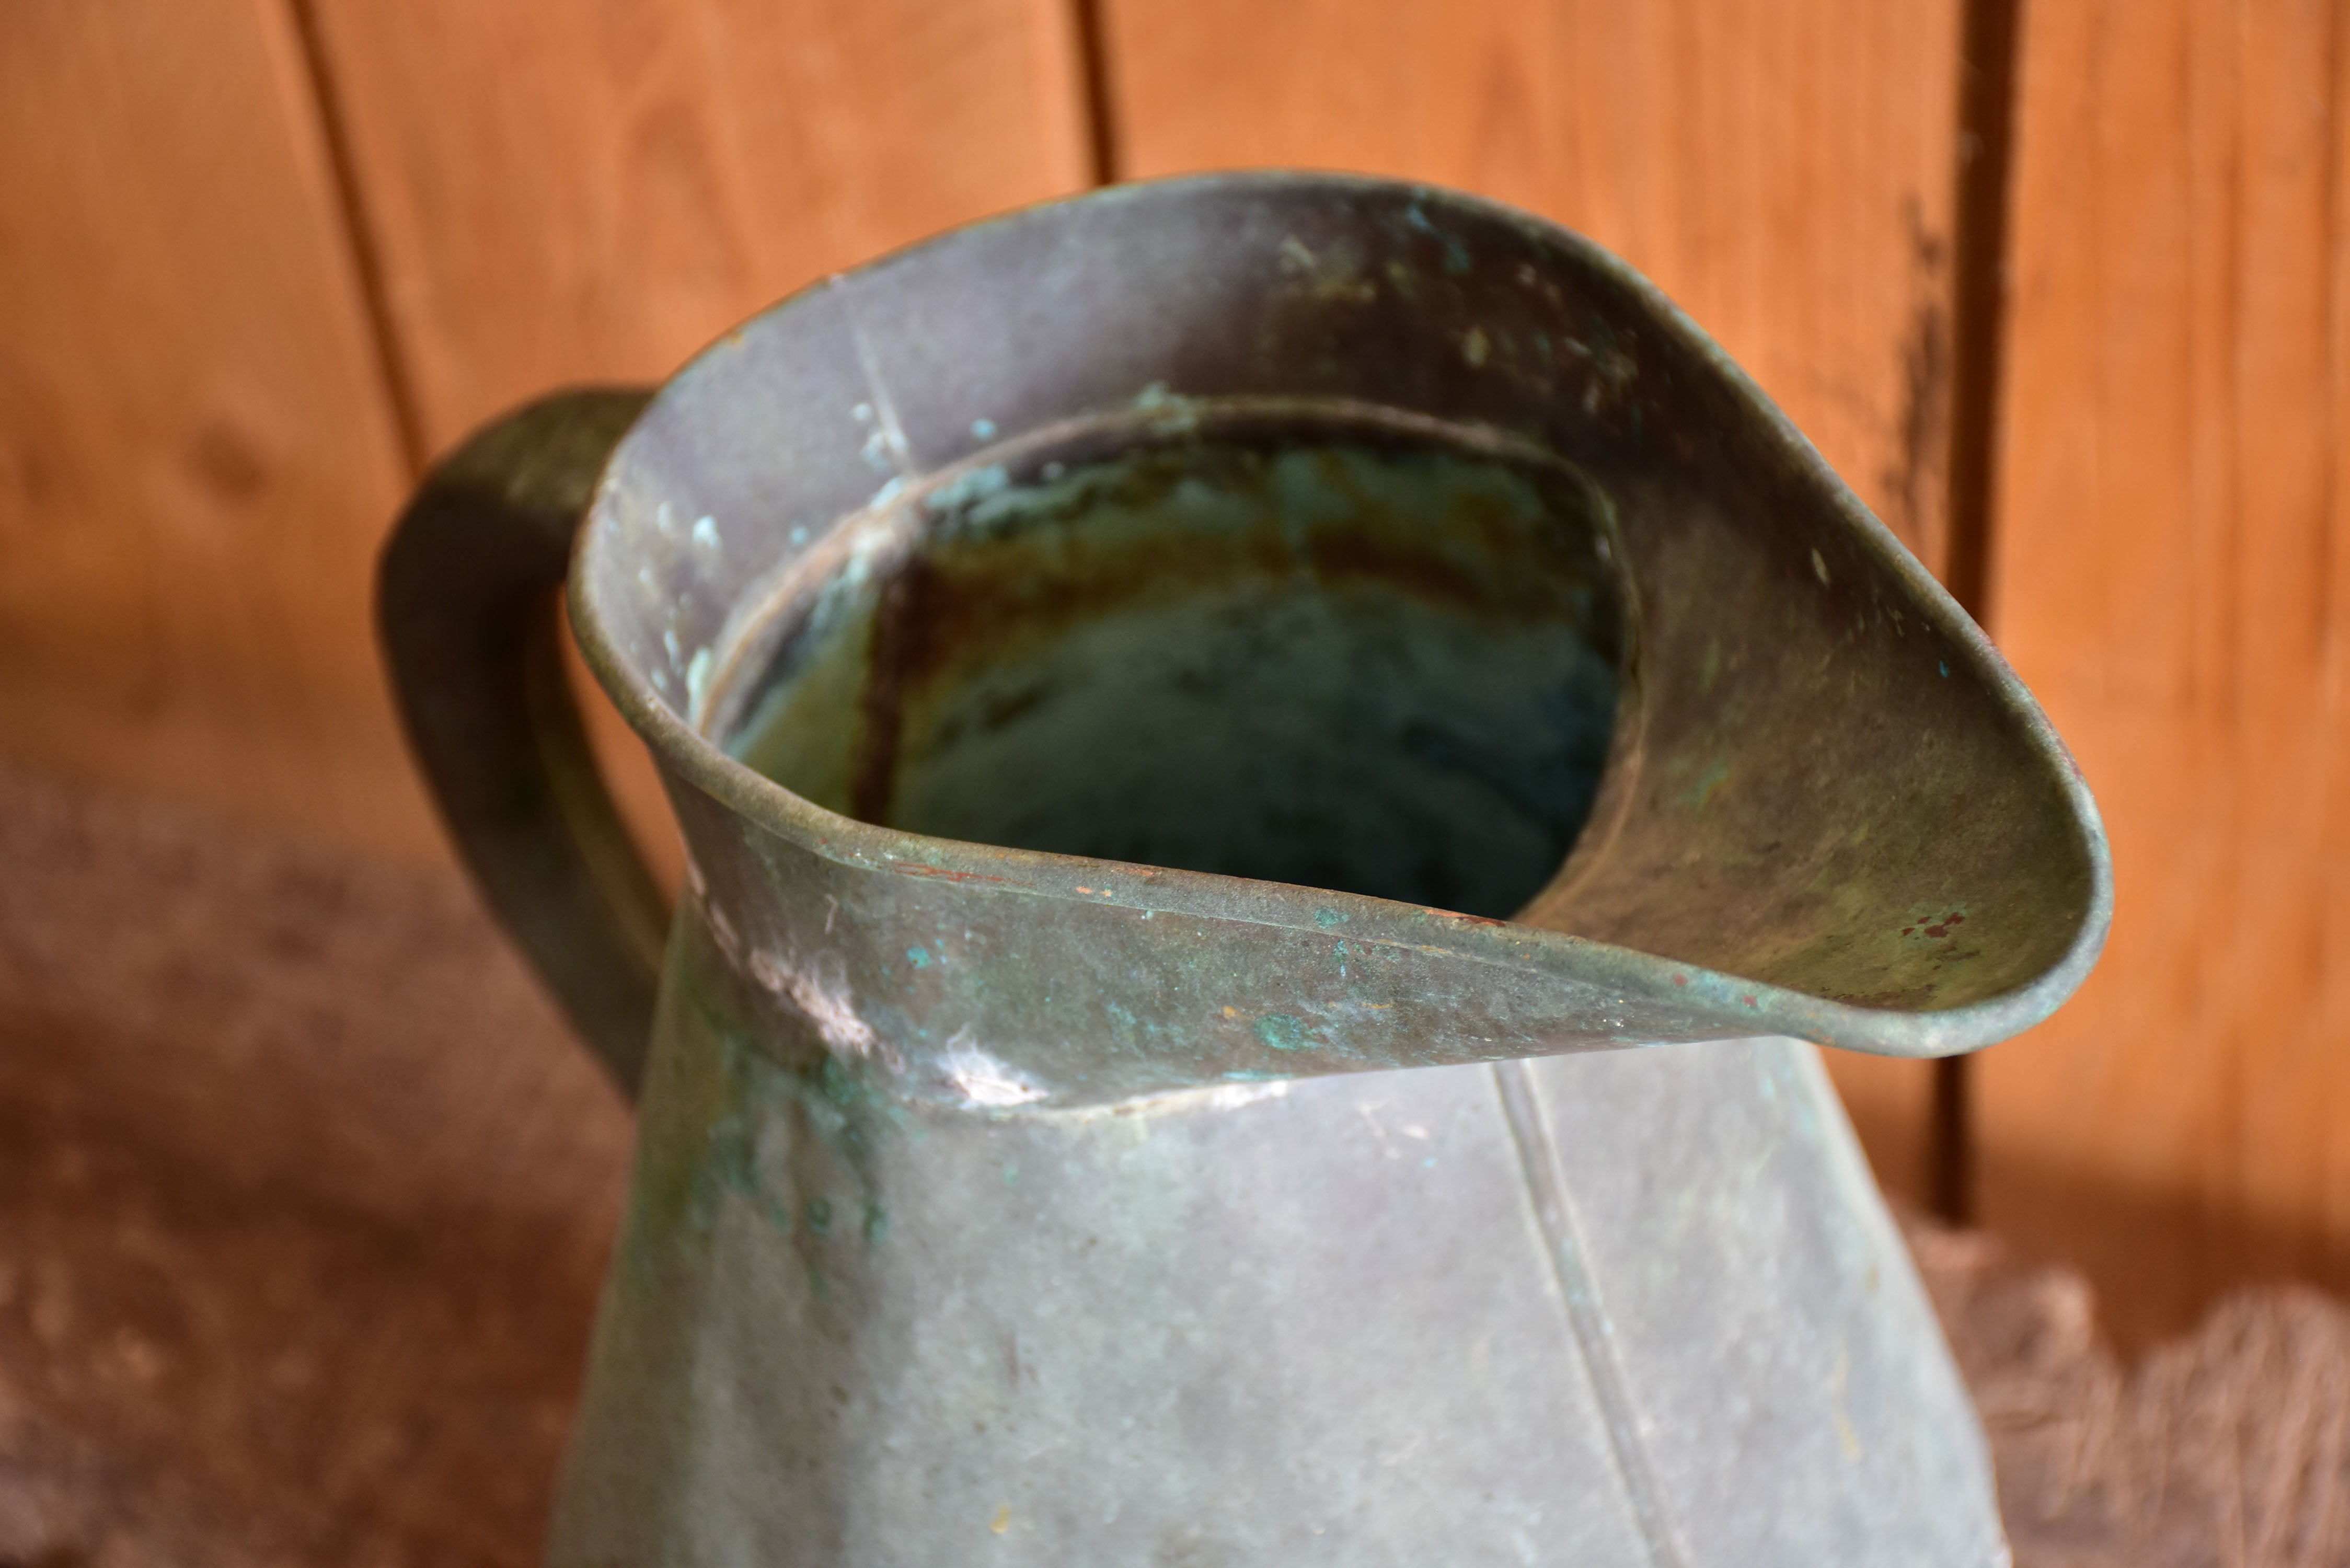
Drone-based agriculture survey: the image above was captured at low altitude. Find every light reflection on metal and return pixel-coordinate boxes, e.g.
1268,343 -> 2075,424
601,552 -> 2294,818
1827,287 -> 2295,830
380,172 -> 2107,1564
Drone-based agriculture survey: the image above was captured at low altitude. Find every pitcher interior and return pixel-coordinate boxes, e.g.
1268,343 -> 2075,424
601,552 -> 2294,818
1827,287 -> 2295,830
704,404 -> 1630,920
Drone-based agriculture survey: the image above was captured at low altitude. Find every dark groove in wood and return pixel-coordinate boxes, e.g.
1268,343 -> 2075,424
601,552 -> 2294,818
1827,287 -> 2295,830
1945,0 -> 2022,625
1933,0 -> 2025,1225
1070,0 -> 1123,186
285,0 -> 429,476
1931,1054 -> 1974,1224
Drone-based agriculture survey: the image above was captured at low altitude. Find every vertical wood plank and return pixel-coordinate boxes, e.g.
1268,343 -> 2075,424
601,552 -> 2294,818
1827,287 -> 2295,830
1980,0 -> 2350,1347
303,0 -> 1092,882
0,0 -> 430,857
1102,0 -> 1965,1205
1103,0 -> 1963,566
304,0 -> 1092,456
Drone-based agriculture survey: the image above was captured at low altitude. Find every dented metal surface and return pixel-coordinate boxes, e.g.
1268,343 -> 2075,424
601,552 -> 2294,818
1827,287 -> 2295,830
379,173 -> 2108,1563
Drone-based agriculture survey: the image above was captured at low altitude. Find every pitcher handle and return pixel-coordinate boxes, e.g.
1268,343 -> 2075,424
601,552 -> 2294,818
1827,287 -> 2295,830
377,389 -> 667,1098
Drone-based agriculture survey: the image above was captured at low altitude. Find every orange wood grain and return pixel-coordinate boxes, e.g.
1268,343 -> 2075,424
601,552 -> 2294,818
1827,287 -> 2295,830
1103,0 -> 1964,568
0,0 -> 432,858
304,0 -> 1092,456
304,0 -> 1093,883
0,0 -> 1092,881
1978,0 -> 2350,1348
1102,0 -> 1966,1204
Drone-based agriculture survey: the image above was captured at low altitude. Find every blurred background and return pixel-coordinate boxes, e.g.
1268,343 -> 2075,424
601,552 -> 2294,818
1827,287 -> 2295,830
5,0 -> 2345,1562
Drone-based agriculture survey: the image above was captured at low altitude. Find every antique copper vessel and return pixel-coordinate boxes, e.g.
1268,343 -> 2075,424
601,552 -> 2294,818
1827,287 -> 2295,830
381,172 -> 2107,1564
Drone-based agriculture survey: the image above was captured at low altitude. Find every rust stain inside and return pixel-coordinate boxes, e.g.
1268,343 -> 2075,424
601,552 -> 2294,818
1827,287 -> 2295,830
723,408 -> 1629,920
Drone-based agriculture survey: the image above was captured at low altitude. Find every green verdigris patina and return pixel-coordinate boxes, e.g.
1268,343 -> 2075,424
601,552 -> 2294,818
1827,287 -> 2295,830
378,172 -> 2109,1564
724,412 -> 1624,922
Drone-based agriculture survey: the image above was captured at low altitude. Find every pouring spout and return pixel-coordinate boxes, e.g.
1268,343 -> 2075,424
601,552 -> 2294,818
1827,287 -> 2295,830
652,431 -> 2109,1110
673,729 -> 2105,1112
652,426 -> 2106,1110
578,174 -> 2109,1114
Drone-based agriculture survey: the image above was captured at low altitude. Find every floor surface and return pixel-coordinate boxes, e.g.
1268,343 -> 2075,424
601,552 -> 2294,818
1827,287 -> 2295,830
1,759 -> 2345,1566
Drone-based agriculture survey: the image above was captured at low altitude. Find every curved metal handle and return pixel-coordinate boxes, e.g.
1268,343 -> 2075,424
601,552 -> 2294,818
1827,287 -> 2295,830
377,389 -> 666,1097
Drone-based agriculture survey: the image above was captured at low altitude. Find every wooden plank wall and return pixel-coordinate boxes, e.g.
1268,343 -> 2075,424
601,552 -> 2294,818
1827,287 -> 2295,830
0,0 -> 424,856
301,0 -> 1090,874
12,0 -> 2350,1332
303,0 -> 1090,457
0,0 -> 1088,866
1979,0 -> 2350,1348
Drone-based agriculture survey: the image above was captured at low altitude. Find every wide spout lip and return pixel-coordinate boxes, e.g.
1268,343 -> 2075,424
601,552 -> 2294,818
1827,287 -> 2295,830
581,636 -> 2109,1064
569,168 -> 2114,1067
